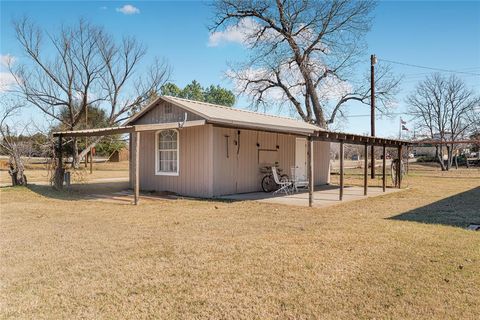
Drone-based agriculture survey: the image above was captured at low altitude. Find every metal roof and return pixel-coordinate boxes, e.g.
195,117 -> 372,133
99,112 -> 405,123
54,96 -> 411,146
126,95 -> 322,135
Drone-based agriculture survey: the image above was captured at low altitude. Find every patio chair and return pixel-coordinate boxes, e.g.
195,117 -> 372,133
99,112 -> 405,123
290,166 -> 309,192
272,166 -> 293,195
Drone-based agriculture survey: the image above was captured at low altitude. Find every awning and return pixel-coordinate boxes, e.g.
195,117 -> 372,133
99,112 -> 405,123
313,130 -> 411,147
52,120 -> 206,137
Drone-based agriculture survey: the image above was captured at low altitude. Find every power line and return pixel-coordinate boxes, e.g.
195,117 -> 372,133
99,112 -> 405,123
343,112 -> 409,118
378,58 -> 480,76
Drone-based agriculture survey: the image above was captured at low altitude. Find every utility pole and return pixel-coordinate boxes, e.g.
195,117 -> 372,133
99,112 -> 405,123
85,104 -> 88,168
370,54 -> 376,179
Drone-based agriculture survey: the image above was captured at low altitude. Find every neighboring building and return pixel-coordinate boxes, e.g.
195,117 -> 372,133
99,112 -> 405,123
411,139 -> 438,157
109,147 -> 129,162
125,96 -> 330,198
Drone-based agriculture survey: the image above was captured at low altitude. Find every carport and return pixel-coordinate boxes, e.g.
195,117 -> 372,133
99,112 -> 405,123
305,131 -> 410,206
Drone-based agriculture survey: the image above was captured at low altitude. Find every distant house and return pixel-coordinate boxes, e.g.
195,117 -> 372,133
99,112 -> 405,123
125,96 -> 330,197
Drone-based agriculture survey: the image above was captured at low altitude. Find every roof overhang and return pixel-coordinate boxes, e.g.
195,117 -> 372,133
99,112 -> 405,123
312,131 -> 411,147
52,120 -> 206,137
53,126 -> 134,137
413,139 -> 480,146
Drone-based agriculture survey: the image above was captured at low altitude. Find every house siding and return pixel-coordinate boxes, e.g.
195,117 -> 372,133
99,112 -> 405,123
212,127 -> 330,196
132,124 -> 214,197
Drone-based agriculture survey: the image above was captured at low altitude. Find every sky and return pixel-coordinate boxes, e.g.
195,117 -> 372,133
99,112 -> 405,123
1,0 -> 479,138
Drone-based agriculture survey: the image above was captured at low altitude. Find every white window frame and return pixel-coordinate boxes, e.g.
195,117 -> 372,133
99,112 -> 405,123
155,129 -> 179,176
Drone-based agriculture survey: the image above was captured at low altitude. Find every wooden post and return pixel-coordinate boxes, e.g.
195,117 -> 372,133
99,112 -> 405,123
89,147 -> 93,174
339,140 -> 344,201
398,145 -> 403,189
363,143 -> 368,196
134,132 -> 140,205
307,136 -> 314,207
405,145 -> 409,174
382,145 -> 386,192
446,144 -> 451,171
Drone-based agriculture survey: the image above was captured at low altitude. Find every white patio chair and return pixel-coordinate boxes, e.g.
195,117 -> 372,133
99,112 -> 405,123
290,166 -> 309,192
272,166 -> 292,195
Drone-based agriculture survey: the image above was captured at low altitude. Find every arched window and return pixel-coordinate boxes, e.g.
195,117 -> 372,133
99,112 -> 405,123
155,129 -> 179,175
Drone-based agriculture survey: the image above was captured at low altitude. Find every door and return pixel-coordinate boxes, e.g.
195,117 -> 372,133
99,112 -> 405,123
295,138 -> 307,180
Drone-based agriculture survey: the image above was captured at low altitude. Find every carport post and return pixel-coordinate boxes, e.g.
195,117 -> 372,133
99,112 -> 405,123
339,140 -> 344,201
406,145 -> 409,174
397,145 -> 403,189
363,143 -> 368,196
134,131 -> 141,205
307,136 -> 314,207
89,147 -> 93,174
382,145 -> 386,192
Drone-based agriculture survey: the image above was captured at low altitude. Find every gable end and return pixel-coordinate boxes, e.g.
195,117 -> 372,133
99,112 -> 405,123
131,100 -> 204,125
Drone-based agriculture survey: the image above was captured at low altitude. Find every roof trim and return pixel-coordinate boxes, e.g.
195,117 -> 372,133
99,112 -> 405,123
208,120 -> 314,135
52,120 -> 207,137
134,120 -> 206,132
53,126 -> 134,137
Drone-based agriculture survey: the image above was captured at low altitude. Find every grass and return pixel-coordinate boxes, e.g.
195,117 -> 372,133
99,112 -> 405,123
1,164 -> 479,319
0,160 -> 129,186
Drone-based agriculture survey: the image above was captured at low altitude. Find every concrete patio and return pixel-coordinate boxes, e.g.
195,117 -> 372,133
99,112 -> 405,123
218,185 -> 402,208
21,180 -> 401,208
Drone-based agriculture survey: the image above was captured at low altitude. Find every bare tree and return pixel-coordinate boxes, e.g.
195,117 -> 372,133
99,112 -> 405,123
467,105 -> 480,135
9,18 -> 170,167
407,73 -> 480,170
211,0 -> 400,128
0,98 -> 30,186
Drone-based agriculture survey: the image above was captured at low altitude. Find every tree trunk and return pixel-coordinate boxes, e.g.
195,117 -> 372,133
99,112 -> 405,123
8,154 -> 27,186
72,138 -> 80,168
53,136 -> 64,190
53,167 -> 64,189
436,145 -> 447,171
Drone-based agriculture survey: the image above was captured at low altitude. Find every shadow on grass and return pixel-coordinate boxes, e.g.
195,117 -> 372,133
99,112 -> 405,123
27,181 -> 130,201
388,186 -> 480,228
